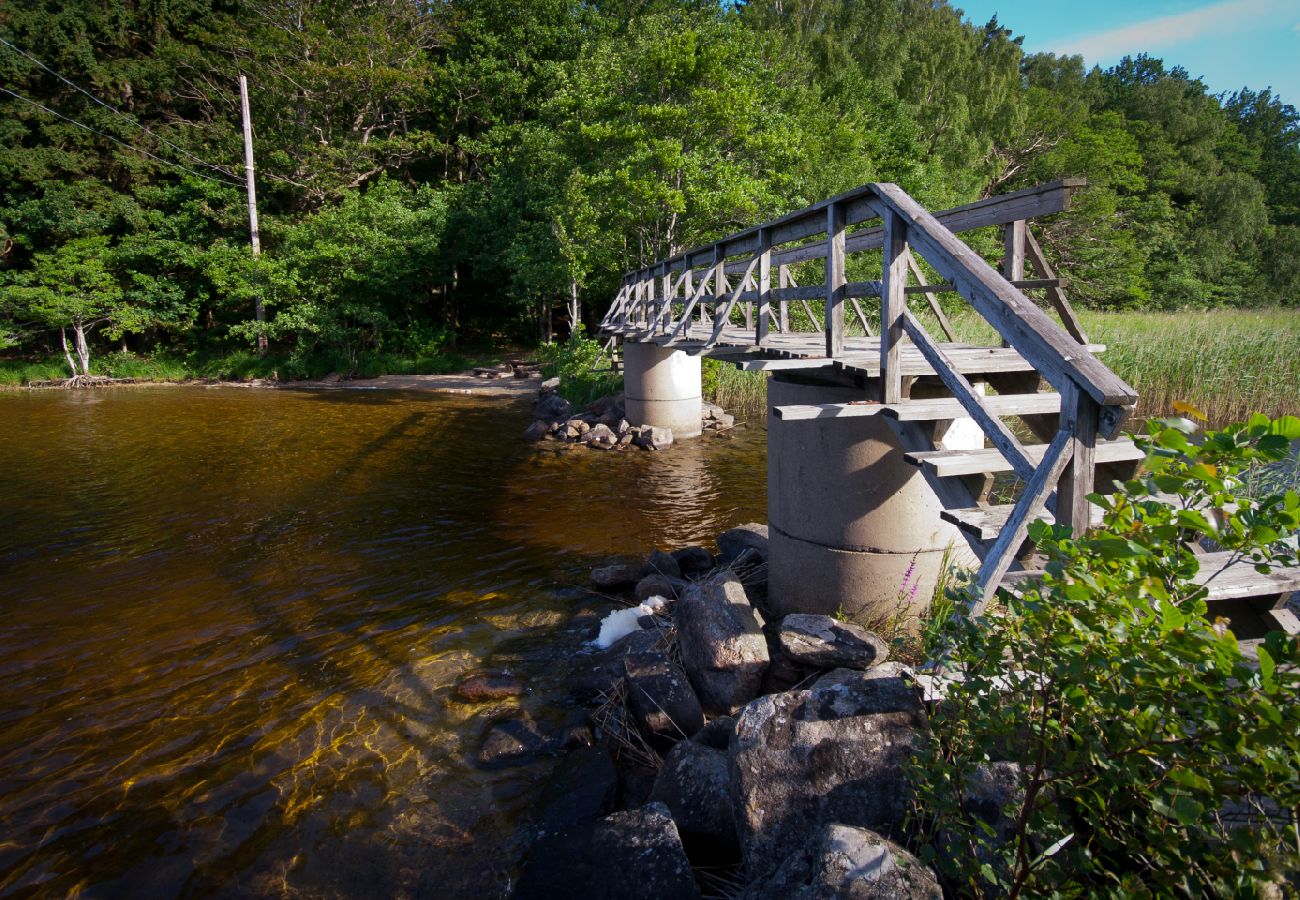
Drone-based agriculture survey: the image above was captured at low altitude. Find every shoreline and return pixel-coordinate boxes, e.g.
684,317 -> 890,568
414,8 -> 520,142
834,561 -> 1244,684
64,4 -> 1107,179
3,371 -> 544,398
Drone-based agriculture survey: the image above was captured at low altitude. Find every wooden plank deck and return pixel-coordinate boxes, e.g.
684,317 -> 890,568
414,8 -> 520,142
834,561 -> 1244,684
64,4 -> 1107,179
603,324 -> 1104,382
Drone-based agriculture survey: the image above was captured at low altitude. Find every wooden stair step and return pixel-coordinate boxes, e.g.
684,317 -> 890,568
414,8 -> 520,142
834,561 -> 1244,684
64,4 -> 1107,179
941,503 -> 1099,541
773,392 -> 1060,422
1002,550 -> 1300,616
906,438 -> 1144,477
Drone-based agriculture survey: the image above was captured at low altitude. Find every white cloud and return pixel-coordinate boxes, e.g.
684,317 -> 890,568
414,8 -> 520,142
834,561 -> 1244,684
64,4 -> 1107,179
1056,0 -> 1285,60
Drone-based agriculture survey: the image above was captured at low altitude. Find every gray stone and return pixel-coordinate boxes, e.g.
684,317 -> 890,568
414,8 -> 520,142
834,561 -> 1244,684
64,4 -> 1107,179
778,614 -> 889,671
636,573 -> 677,603
566,417 -> 592,436
617,419 -> 632,435
643,548 -> 683,580
514,803 -> 701,900
591,562 -> 641,590
475,712 -> 547,770
584,423 -> 618,448
676,575 -> 770,715
541,376 -> 561,391
617,433 -> 634,447
624,650 -> 705,748
729,664 -> 927,879
523,419 -> 550,443
713,412 -> 736,429
566,629 -> 660,702
535,744 -> 619,834
650,739 -> 739,857
534,392 -> 571,421
672,545 -> 715,577
702,402 -> 725,420
718,523 -> 770,566
745,824 -> 941,900
691,715 -> 736,751
633,426 -> 674,450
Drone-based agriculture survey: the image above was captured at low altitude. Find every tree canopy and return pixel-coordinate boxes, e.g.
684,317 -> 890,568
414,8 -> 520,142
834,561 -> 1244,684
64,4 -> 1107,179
1,0 -> 1296,373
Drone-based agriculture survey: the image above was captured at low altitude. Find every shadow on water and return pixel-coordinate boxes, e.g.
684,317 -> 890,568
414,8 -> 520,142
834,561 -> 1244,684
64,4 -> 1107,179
0,386 -> 767,898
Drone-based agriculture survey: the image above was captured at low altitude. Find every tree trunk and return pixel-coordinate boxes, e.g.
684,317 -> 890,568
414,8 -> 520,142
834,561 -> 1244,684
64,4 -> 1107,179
60,328 -> 77,378
567,279 -> 581,336
73,321 -> 91,375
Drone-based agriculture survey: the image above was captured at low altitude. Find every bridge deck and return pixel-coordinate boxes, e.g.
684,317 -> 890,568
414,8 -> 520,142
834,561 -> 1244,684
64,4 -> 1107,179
605,323 -> 1103,381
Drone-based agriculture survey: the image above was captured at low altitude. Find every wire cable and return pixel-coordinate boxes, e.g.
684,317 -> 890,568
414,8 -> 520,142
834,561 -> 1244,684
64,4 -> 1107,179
0,35 -> 244,183
0,85 -> 245,188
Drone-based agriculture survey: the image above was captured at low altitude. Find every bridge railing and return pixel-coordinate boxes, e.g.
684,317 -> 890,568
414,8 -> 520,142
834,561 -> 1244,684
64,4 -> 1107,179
602,181 -> 1139,606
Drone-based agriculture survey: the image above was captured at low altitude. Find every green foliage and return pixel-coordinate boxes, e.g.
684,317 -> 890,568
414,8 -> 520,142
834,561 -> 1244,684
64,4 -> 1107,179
910,415 -> 1300,897
536,325 -> 621,408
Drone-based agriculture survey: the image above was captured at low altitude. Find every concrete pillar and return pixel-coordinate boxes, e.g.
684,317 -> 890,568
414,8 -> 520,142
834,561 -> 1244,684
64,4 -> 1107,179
623,342 -> 702,438
767,376 -> 977,622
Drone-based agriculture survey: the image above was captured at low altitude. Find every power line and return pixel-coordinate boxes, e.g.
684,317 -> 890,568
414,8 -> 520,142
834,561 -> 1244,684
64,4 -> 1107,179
0,35 -> 243,183
0,85 -> 245,188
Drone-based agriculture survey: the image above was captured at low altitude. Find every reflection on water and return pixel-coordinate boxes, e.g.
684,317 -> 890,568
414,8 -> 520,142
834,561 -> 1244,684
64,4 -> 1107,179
0,386 -> 767,897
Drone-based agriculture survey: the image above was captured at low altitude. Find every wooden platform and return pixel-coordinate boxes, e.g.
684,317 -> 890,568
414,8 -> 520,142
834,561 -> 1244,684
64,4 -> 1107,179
605,323 -> 1104,382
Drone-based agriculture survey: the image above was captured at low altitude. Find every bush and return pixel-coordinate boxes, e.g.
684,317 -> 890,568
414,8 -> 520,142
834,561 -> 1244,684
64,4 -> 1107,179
910,413 -> 1300,897
537,325 -> 621,407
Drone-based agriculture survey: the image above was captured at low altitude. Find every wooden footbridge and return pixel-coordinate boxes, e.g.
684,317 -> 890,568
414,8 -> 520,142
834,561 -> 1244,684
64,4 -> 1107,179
598,180 -> 1299,636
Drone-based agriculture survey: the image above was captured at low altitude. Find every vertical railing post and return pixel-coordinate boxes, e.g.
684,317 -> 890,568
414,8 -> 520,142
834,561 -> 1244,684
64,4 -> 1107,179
825,202 -> 846,358
660,263 -> 672,334
1057,381 -> 1098,535
712,245 -> 725,330
756,228 -> 772,346
1001,220 -> 1025,348
881,209 -> 908,403
777,264 -> 790,333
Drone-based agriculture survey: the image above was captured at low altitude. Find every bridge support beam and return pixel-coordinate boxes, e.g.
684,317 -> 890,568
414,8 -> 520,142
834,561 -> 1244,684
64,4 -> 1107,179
767,375 -> 978,621
623,342 -> 703,438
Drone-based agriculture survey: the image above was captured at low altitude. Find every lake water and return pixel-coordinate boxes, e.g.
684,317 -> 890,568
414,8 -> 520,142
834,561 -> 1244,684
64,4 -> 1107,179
0,386 -> 767,897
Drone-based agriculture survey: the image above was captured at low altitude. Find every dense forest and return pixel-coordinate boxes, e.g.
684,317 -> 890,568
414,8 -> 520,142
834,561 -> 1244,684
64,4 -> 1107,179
1,0 -> 1298,378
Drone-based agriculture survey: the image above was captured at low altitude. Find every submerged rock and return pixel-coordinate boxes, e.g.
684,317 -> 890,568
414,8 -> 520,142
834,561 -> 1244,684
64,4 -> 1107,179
676,575 -> 769,715
523,419 -> 550,442
513,802 -> 701,900
672,545 -> 715,577
454,672 -> 527,703
633,426 -> 674,451
535,744 -> 620,835
476,712 -> 548,770
591,562 -> 641,590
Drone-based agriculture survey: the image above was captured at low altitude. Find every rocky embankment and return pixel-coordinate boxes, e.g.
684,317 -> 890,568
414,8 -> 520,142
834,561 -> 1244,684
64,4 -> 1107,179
489,525 -> 981,899
524,379 -> 735,451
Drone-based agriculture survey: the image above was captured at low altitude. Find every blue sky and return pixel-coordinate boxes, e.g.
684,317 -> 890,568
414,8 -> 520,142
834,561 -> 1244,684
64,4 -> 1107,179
954,0 -> 1300,104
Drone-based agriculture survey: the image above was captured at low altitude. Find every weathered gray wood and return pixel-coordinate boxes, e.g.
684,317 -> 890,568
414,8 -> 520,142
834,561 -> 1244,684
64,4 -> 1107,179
872,183 -> 1136,418
757,227 -> 772,346
736,358 -> 835,372
778,391 -> 1062,422
905,253 -> 957,342
1057,382 -> 1098,535
1003,549 -> 1300,604
974,430 -> 1075,609
942,502 -> 1103,541
902,310 -> 1037,481
1003,220 -> 1026,281
1023,227 -> 1088,345
903,277 -> 1063,295
881,210 -> 908,402
707,255 -> 761,347
906,438 -> 1141,477
778,264 -> 790,332
825,202 -> 847,358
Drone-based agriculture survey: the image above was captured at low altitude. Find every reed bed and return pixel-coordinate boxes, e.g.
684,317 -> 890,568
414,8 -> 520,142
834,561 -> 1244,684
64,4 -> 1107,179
703,308 -> 1300,428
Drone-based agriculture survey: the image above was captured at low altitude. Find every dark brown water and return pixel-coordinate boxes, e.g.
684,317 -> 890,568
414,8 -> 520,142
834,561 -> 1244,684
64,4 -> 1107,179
0,386 -> 767,898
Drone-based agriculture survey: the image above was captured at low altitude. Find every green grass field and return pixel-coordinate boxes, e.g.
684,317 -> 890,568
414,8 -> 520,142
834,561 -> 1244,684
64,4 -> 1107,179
704,307 -> 1300,428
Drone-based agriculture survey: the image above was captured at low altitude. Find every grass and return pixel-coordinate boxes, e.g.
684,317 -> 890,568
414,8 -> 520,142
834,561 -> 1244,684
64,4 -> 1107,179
0,347 -> 497,387
701,307 -> 1300,427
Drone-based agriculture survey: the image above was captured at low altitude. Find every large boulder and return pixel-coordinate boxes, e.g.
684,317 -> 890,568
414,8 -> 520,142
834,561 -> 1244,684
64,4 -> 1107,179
743,824 -> 941,900
565,628 -> 660,702
624,650 -> 705,748
636,573 -> 679,603
717,523 -> 769,567
642,548 -> 683,580
650,739 -> 740,859
728,664 -> 927,879
534,744 -> 620,835
583,423 -> 619,449
676,576 -> 770,715
777,615 -> 889,671
476,712 -> 548,770
523,419 -> 550,443
513,802 -> 701,900
633,426 -> 675,451
534,392 -> 571,421
672,546 -> 716,577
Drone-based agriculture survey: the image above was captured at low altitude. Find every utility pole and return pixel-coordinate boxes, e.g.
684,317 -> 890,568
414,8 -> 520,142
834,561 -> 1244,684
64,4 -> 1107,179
239,74 -> 268,354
